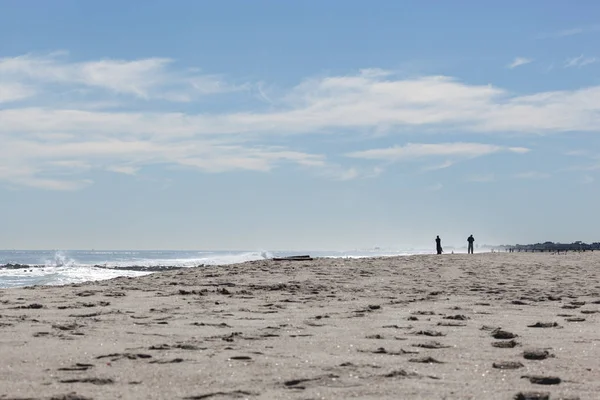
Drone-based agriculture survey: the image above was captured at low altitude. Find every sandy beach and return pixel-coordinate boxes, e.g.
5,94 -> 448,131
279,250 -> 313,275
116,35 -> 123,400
0,252 -> 598,400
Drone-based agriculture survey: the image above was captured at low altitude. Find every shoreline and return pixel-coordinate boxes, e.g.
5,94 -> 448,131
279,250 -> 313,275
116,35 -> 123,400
0,252 -> 597,399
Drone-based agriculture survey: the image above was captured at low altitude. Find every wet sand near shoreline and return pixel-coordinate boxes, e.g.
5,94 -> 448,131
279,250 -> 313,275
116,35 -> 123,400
0,252 -> 598,399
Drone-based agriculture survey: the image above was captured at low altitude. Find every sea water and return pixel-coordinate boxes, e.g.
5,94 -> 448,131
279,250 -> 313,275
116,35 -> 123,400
0,248 -> 432,289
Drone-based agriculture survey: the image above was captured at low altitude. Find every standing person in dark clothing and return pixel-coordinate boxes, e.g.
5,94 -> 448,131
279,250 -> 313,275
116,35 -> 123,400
467,234 -> 475,254
435,235 -> 443,255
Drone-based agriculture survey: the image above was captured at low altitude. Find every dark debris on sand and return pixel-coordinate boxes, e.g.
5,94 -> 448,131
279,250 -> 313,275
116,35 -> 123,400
514,392 -> 550,400
523,350 -> 552,360
492,339 -> 519,348
409,356 -> 444,364
527,322 -> 560,328
50,394 -> 93,400
182,390 -> 255,399
492,361 -> 524,369
521,375 -> 561,385
491,329 -> 518,339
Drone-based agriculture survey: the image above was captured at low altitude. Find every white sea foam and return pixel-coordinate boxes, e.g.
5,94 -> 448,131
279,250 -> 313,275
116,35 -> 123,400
83,250 -> 273,269
0,250 -> 274,288
0,248 -> 435,288
44,251 -> 76,268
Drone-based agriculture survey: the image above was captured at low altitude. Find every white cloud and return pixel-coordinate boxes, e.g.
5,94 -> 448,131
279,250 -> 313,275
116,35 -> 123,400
0,83 -> 36,103
514,171 -> 551,179
4,64 -> 600,139
556,28 -> 585,37
426,183 -> 443,191
0,53 -> 243,101
508,57 -> 533,69
565,150 -> 588,157
537,25 -> 600,39
422,160 -> 455,171
4,52 -> 600,190
0,164 -> 92,191
313,164 -> 383,181
106,165 -> 139,175
564,55 -> 597,68
346,143 -> 528,161
568,163 -> 600,171
1,138 -> 324,171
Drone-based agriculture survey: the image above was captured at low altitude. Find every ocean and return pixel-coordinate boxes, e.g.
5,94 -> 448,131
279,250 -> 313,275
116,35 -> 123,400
0,248 -> 433,289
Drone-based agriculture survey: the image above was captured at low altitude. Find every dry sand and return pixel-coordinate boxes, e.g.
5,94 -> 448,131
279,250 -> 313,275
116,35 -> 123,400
0,252 -> 599,400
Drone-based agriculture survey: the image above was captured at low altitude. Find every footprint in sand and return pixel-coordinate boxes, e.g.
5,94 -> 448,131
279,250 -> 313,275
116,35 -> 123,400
412,330 -> 446,337
229,356 -> 252,361
513,392 -> 549,400
412,341 -> 451,349
491,329 -> 518,339
382,369 -> 420,378
411,311 -> 436,316
443,314 -> 470,320
96,353 -> 152,361
527,322 -> 560,328
18,303 -> 44,309
182,390 -> 256,399
52,323 -> 84,331
360,347 -> 417,355
50,393 -> 93,400
58,363 -> 94,371
492,340 -> 519,348
365,334 -> 385,339
492,361 -> 524,369
148,358 -> 184,364
521,375 -> 561,385
282,373 -> 340,390
59,377 -> 114,385
523,349 -> 553,360
437,321 -> 466,327
409,356 -> 444,364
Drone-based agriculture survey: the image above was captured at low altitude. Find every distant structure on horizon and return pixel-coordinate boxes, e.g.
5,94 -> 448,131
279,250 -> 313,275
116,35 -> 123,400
495,241 -> 600,253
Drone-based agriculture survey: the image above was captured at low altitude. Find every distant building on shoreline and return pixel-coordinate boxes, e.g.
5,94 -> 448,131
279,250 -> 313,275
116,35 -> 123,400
494,241 -> 600,253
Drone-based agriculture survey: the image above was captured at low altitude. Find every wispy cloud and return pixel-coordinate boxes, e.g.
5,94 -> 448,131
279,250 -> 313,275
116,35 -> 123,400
317,165 -> 383,181
567,163 -> 600,172
426,183 -> 443,191
346,143 -> 529,161
0,83 -> 36,103
508,57 -> 533,69
514,171 -> 551,179
537,25 -> 600,39
564,55 -> 597,68
3,52 -> 600,190
564,150 -> 600,172
581,175 -> 595,184
0,53 -> 244,102
565,150 -> 588,157
556,27 -> 586,37
4,61 -> 600,138
0,138 -> 327,190
422,160 -> 455,171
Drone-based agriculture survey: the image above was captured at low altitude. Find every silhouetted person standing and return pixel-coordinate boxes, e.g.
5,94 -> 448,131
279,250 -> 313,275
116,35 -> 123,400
467,234 -> 475,254
435,235 -> 443,255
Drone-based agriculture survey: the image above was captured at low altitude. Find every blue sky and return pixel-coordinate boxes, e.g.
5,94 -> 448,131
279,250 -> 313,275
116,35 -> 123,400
1,0 -> 599,250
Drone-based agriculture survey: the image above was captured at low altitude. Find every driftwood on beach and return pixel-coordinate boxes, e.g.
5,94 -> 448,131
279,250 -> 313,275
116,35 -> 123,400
272,255 -> 313,261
